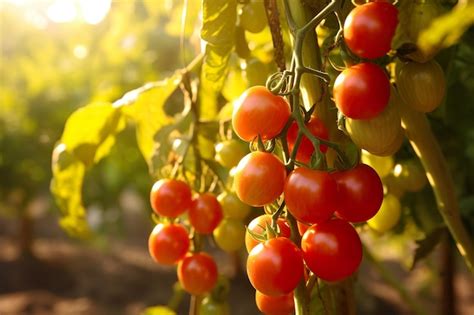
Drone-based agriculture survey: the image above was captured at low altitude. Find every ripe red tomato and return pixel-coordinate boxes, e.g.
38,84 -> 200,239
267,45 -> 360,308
297,221 -> 310,236
148,223 -> 189,265
284,168 -> 338,224
286,117 -> 329,164
247,237 -> 304,296
333,62 -> 390,120
232,86 -> 291,141
245,215 -> 291,253
178,252 -> 218,295
189,193 -> 223,234
301,219 -> 362,282
255,291 -> 294,315
333,164 -> 383,222
234,152 -> 287,206
150,179 -> 192,217
344,2 -> 398,59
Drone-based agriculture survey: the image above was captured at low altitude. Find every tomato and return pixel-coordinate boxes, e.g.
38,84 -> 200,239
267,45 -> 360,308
150,179 -> 192,218
333,163 -> 383,222
367,194 -> 401,233
301,219 -> 362,282
215,139 -> 248,169
189,193 -> 223,234
361,150 -> 394,178
200,297 -> 230,315
396,60 -> 446,113
297,221 -> 310,236
392,160 -> 427,192
333,63 -> 390,120
217,191 -> 251,220
247,237 -> 304,296
234,152 -> 286,206
240,1 -> 267,33
178,253 -> 218,295
213,218 -> 245,252
232,86 -> 290,142
343,2 -> 398,59
284,168 -> 337,224
245,214 -> 291,253
382,174 -> 406,199
148,223 -> 189,265
255,291 -> 294,315
286,117 -> 329,164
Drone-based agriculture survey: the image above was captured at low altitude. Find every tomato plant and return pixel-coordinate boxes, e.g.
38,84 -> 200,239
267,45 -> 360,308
217,191 -> 251,220
245,214 -> 291,253
392,160 -> 427,192
240,0 -> 267,33
150,179 -> 192,218
255,291 -> 294,315
367,194 -> 402,233
189,193 -> 223,234
178,253 -> 218,296
148,223 -> 190,265
215,139 -> 248,169
361,150 -> 395,178
286,117 -> 329,164
213,218 -> 245,252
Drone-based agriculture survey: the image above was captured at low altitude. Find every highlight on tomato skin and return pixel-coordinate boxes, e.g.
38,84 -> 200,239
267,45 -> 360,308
148,223 -> 190,265
150,179 -> 193,218
177,252 -> 218,296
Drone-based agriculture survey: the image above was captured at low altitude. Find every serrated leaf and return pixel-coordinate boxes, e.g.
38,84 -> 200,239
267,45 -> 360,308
141,306 -> 177,315
411,227 -> 447,269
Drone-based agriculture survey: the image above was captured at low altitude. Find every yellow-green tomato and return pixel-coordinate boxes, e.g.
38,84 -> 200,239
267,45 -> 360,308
368,194 -> 401,233
217,191 -> 251,220
240,1 -> 267,33
382,174 -> 406,199
215,140 -> 248,169
393,160 -> 427,192
199,296 -> 230,315
361,150 -> 394,178
213,219 -> 245,252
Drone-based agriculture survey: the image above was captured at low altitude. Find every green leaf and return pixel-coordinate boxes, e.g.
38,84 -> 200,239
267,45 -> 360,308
201,0 -> 237,46
141,306 -> 177,315
411,227 -> 447,269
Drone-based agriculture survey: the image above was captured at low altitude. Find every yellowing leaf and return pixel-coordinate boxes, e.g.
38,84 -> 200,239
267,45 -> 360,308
142,306 -> 176,315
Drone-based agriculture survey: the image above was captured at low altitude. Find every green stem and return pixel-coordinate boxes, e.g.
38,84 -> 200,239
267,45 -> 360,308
398,98 -> 474,273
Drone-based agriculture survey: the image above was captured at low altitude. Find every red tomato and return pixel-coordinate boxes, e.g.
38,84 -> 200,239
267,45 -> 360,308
284,168 -> 337,224
232,86 -> 291,141
234,152 -> 287,206
245,215 -> 291,253
189,193 -> 223,234
150,179 -> 192,217
148,223 -> 189,265
333,63 -> 390,119
255,291 -> 294,315
333,163 -> 383,222
301,219 -> 362,282
344,2 -> 398,59
286,117 -> 329,164
247,237 -> 304,296
297,221 -> 310,236
177,253 -> 218,295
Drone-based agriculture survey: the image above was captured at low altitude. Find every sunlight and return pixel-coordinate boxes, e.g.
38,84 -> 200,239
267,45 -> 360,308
44,0 -> 111,24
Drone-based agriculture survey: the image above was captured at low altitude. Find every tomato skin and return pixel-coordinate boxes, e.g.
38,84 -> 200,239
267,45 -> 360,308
361,150 -> 394,178
255,291 -> 294,315
392,160 -> 427,192
344,2 -> 398,59
232,86 -> 290,141
150,179 -> 192,217
247,237 -> 304,296
200,297 -> 230,315
189,193 -> 223,234
217,191 -> 251,220
333,164 -> 383,222
234,152 -> 287,207
148,223 -> 189,265
297,221 -> 310,236
245,215 -> 291,253
367,194 -> 401,233
178,253 -> 218,295
215,140 -> 248,169
333,63 -> 390,120
397,60 -> 446,113
213,218 -> 245,252
284,168 -> 337,224
286,117 -> 329,164
301,219 -> 362,282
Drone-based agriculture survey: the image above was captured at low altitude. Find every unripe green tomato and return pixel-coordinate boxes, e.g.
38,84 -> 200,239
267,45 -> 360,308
199,136 -> 216,160
382,174 -> 406,199
240,1 -> 267,33
217,191 -> 251,220
367,194 -> 401,233
397,60 -> 446,113
392,160 -> 427,192
213,218 -> 245,252
361,150 -> 395,178
215,140 -> 248,169
199,296 -> 230,315
244,59 -> 268,87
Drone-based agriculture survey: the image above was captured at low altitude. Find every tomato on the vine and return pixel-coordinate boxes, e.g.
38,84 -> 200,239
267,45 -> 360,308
333,163 -> 383,222
286,116 -> 329,164
343,1 -> 398,59
215,139 -> 248,169
284,168 -> 337,224
217,191 -> 251,220
301,219 -> 362,282
247,237 -> 304,296
245,214 -> 291,253
150,179 -> 192,218
333,63 -> 390,120
200,297 -> 230,315
189,193 -> 223,234
255,291 -> 294,315
232,86 -> 290,141
392,160 -> 427,192
367,194 -> 401,233
177,253 -> 218,296
361,150 -> 394,178
234,151 -> 286,206
213,218 -> 245,252
148,223 -> 189,265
